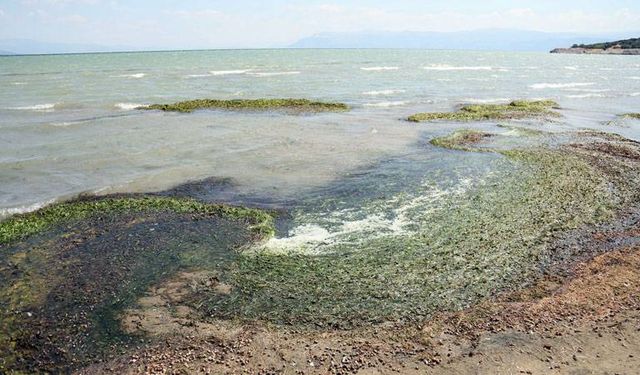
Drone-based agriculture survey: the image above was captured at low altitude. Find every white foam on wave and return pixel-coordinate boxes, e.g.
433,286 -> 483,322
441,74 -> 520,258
210,69 -> 251,76
424,64 -> 492,71
565,93 -> 606,99
185,74 -> 212,78
116,73 -> 146,78
363,101 -> 407,107
114,103 -> 146,110
563,88 -> 611,93
463,98 -> 510,104
564,66 -> 578,70
630,92 -> 640,97
629,76 -> 640,80
0,199 -> 56,219
360,66 -> 399,71
260,179 -> 475,255
530,82 -> 595,89
248,71 -> 301,77
362,89 -> 406,96
11,82 -> 27,85
9,103 -> 56,111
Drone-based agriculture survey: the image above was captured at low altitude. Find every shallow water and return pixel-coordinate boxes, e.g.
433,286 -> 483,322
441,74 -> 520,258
1,49 -> 640,248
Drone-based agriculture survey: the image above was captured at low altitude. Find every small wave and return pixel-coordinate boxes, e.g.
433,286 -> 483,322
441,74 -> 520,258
11,82 -> 27,85
363,101 -> 407,107
424,65 -> 492,71
565,93 -> 606,99
0,199 -> 56,218
114,103 -> 146,110
564,66 -> 578,70
360,66 -> 399,71
530,82 -> 595,89
185,74 -> 212,78
563,88 -> 611,93
8,103 -> 56,111
49,119 -> 91,127
463,98 -> 510,104
116,73 -> 146,78
248,71 -> 300,77
629,77 -> 640,80
362,89 -> 406,96
630,92 -> 640,97
210,69 -> 251,76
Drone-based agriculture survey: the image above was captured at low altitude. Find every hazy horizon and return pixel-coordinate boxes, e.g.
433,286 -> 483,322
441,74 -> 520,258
0,0 -> 639,53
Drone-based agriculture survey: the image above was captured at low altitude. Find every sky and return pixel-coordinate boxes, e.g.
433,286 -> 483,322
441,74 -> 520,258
0,0 -> 639,49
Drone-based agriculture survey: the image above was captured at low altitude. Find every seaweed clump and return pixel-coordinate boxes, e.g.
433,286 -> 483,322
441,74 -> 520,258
430,129 -> 494,151
622,113 -> 640,119
407,100 -> 559,122
142,98 -> 349,113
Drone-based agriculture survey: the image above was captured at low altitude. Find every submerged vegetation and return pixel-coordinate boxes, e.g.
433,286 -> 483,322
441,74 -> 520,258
407,100 -> 560,122
142,98 -> 350,113
0,195 -> 275,373
196,132 -> 640,328
0,196 -> 274,245
623,113 -> 640,119
3,125 -> 640,371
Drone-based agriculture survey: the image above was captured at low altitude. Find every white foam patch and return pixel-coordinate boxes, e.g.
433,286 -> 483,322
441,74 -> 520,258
360,66 -> 399,71
117,73 -> 146,78
260,179 -> 475,255
9,103 -> 56,111
424,65 -> 492,71
630,92 -> 640,97
185,74 -> 212,78
115,103 -> 146,110
629,77 -> 640,80
0,199 -> 56,219
363,101 -> 407,107
530,82 -> 595,89
563,88 -> 611,93
564,66 -> 578,70
210,69 -> 251,76
11,82 -> 27,85
248,71 -> 301,77
362,89 -> 406,96
565,93 -> 606,99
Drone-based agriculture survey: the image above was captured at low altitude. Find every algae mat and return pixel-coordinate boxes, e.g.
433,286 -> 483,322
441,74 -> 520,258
2,131 -> 640,373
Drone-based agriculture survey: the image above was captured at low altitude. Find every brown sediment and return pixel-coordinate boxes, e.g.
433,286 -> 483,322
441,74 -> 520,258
76,242 -> 640,374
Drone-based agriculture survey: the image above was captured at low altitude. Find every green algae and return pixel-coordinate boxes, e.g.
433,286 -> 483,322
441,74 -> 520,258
142,98 -> 350,113
0,195 -> 275,373
407,100 -> 560,122
429,129 -> 494,152
0,196 -> 274,246
195,133 -> 640,329
622,113 -> 640,119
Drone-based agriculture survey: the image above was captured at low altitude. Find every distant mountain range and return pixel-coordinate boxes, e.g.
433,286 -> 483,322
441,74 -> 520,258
1,30 -> 639,55
290,29 -> 639,51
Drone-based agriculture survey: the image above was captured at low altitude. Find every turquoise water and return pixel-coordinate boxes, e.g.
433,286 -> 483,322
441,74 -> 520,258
1,49 -> 640,248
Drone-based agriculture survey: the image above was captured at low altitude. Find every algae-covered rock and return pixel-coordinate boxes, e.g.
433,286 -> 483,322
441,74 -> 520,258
622,113 -> 640,119
408,100 -> 560,122
142,98 -> 349,113
430,129 -> 494,151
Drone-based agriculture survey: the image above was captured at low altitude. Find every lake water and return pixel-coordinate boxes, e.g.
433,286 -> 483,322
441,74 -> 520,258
1,49 -> 640,250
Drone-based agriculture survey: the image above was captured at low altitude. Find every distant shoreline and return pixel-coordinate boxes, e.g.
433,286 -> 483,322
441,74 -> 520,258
551,47 -> 640,55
